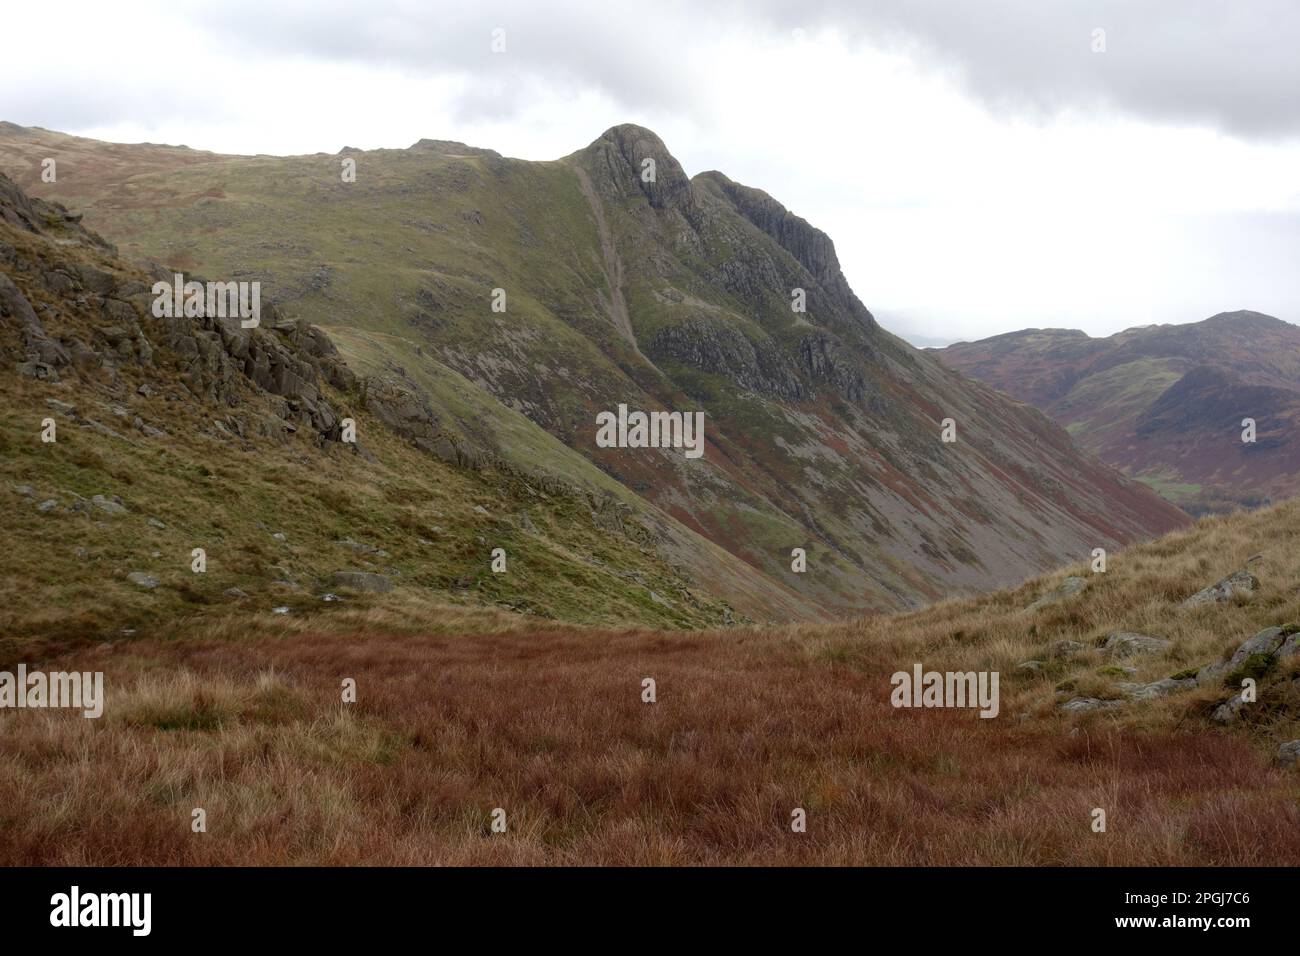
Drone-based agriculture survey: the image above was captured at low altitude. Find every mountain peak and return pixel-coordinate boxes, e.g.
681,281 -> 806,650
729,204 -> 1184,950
578,124 -> 694,212
1203,309 -> 1286,328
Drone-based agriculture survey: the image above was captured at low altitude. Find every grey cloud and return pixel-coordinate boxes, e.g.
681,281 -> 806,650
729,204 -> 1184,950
184,0 -> 705,125
751,0 -> 1300,139
185,0 -> 1300,139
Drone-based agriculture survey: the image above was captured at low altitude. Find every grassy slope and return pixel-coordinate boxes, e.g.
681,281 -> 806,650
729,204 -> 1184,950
0,209 -> 747,659
0,124 -> 1188,620
2,498 -> 1297,864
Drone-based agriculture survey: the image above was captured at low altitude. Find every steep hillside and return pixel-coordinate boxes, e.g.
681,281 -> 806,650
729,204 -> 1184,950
932,313 -> 1300,515
0,122 -> 1188,614
0,171 -> 777,657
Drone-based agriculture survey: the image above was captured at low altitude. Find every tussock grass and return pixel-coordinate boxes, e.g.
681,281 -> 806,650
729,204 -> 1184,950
2,500 -> 1299,865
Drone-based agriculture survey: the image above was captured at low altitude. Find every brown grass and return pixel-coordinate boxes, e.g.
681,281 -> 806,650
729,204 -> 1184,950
3,517 -> 1300,865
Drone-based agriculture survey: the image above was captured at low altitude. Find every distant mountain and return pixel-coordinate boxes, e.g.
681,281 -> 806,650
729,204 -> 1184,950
931,312 -> 1300,514
0,122 -> 1188,616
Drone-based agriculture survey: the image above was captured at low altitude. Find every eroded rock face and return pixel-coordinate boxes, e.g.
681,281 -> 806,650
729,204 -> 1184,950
649,318 -> 807,400
586,124 -> 697,216
1,171 -> 357,446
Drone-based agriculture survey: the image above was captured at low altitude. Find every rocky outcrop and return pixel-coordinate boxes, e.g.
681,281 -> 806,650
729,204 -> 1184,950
1103,631 -> 1173,658
584,124 -> 697,217
1279,740 -> 1300,768
330,571 -> 393,593
1117,676 -> 1196,701
697,170 -> 876,333
1181,570 -> 1259,608
648,318 -> 807,400
1060,697 -> 1121,713
1,171 -> 356,445
799,332 -> 867,402
1028,576 -> 1088,610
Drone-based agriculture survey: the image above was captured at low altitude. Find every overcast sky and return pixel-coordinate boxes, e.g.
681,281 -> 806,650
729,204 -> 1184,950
5,0 -> 1299,345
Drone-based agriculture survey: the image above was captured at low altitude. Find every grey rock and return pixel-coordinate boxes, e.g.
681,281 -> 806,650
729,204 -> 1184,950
1276,632 -> 1300,662
1181,570 -> 1259,609
1017,660 -> 1045,673
1211,693 -> 1249,725
1028,576 -> 1088,610
1104,631 -> 1172,658
147,517 -> 167,529
1195,661 -> 1233,687
1119,677 -> 1197,701
224,587 -> 249,599
13,484 -> 35,497
473,505 -> 489,515
272,606 -> 291,615
1278,740 -> 1300,769
1060,697 -> 1121,713
271,532 -> 287,541
90,494 -> 127,516
44,398 -> 77,417
1048,639 -> 1086,660
330,570 -> 393,593
127,571 -> 159,589
36,498 -> 59,512
1227,626 -> 1285,667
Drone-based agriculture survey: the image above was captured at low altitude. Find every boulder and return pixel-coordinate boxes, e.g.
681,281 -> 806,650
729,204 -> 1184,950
1048,639 -> 1085,660
1273,629 -> 1300,663
127,571 -> 159,589
90,494 -> 127,516
1028,576 -> 1087,610
1181,570 -> 1259,609
1103,632 -> 1172,658
1227,626 -> 1285,667
1060,697 -> 1121,713
1278,740 -> 1300,769
1211,693 -> 1249,725
330,571 -> 393,593
1117,677 -> 1197,701
1194,661 -> 1232,687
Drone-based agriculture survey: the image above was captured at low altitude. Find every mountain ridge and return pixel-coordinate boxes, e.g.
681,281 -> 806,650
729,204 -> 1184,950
932,312 -> 1300,514
0,120 -> 1190,615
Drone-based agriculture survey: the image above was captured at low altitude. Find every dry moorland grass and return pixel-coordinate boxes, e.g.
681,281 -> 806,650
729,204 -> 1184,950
2,500 -> 1299,865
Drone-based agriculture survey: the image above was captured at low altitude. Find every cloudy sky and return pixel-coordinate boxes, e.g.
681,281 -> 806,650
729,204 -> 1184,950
5,0 -> 1299,345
